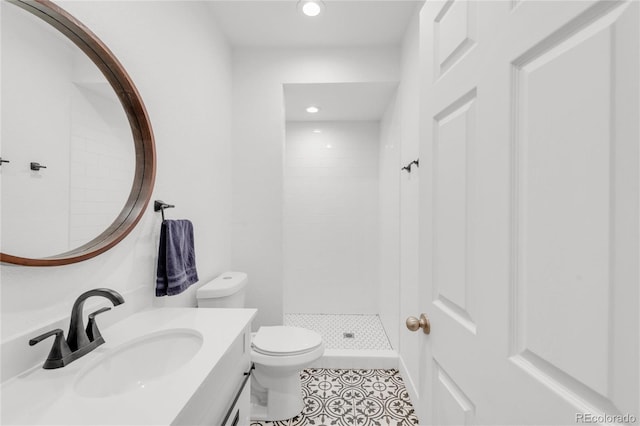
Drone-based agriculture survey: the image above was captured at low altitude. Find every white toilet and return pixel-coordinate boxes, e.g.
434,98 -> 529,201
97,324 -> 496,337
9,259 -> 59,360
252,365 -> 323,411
196,272 -> 324,421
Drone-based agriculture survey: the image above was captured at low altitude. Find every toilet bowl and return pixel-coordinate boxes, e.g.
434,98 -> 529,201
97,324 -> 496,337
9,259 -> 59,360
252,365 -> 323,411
196,272 -> 324,421
250,326 -> 324,421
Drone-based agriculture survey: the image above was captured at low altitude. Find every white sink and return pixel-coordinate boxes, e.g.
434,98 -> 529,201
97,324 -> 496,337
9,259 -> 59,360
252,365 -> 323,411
74,329 -> 203,398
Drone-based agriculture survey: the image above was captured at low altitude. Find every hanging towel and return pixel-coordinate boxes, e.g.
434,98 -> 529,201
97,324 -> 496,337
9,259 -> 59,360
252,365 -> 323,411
156,219 -> 199,296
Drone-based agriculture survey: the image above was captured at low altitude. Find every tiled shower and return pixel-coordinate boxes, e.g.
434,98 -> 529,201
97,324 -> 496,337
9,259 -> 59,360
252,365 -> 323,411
283,119 -> 397,367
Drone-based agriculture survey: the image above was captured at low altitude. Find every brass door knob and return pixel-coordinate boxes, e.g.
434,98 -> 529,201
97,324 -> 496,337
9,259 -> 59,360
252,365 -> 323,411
406,313 -> 431,334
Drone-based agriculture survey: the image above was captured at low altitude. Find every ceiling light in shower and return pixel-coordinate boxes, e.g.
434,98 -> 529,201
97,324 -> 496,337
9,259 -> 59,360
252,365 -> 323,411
298,0 -> 324,17
312,129 -> 322,133
306,106 -> 320,114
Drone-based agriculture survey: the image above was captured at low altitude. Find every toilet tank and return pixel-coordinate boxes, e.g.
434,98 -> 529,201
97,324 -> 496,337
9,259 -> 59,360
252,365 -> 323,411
196,272 -> 248,308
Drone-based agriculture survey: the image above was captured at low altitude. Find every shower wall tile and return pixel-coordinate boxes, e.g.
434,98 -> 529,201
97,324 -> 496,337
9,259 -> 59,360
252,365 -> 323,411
283,122 -> 380,315
285,165 -> 377,178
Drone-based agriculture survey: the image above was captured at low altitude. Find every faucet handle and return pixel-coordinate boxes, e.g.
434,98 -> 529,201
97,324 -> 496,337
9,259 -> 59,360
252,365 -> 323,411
29,329 -> 63,346
85,307 -> 111,343
29,329 -> 72,369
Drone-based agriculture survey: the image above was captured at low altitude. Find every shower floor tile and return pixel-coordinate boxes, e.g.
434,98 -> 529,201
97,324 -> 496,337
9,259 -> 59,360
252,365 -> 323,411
250,368 -> 419,426
284,314 -> 392,350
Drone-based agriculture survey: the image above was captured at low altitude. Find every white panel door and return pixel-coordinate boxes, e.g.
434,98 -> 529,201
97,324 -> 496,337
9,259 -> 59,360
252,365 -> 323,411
417,1 -> 639,424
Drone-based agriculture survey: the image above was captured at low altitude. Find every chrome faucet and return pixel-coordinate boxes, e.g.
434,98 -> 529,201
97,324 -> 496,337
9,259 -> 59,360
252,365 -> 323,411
29,288 -> 125,369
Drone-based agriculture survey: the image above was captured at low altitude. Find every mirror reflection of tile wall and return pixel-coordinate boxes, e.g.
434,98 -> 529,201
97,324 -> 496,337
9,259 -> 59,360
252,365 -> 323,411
1,1 -> 133,257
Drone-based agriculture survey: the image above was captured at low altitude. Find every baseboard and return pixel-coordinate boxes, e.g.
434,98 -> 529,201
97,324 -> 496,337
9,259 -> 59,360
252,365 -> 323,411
398,354 -> 421,418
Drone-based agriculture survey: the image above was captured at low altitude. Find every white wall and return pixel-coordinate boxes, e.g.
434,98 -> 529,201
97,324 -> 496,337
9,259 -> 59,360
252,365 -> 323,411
377,14 -> 421,397
379,95 -> 401,350
1,0 -> 233,381
284,121 -> 379,314
232,47 -> 400,329
399,14 -> 423,406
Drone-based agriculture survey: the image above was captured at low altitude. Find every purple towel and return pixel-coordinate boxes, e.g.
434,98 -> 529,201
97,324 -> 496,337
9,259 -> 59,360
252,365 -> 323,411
156,219 -> 199,296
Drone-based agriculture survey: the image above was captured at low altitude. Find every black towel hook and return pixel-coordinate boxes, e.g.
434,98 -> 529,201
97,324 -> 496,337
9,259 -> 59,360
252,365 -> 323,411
154,200 -> 175,221
401,158 -> 420,173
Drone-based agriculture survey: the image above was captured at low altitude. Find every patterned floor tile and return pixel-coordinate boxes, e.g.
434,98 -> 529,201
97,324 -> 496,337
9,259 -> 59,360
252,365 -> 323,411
284,314 -> 392,350
250,369 -> 419,426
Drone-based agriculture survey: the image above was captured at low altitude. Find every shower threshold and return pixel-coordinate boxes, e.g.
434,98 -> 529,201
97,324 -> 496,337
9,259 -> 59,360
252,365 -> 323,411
284,313 -> 398,369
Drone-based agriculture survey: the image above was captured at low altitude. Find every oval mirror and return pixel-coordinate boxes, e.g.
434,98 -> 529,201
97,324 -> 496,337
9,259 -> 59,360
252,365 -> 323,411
0,0 -> 156,266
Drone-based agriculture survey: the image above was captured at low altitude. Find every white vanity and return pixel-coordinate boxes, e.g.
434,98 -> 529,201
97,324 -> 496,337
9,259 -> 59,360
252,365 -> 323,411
1,308 -> 256,425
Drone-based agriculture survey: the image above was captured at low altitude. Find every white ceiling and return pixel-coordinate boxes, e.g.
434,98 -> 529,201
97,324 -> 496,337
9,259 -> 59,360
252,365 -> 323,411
207,1 -> 421,48
284,82 -> 398,121
209,2 -> 415,122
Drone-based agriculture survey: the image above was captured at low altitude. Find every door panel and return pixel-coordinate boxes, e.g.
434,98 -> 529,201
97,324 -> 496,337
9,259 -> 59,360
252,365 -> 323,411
509,0 -> 638,416
434,0 -> 477,78
513,8 -> 615,401
417,0 -> 639,424
433,88 -> 478,334
433,360 -> 476,425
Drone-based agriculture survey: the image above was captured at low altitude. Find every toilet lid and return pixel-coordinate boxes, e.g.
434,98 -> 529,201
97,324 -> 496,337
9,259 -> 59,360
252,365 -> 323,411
252,326 -> 322,356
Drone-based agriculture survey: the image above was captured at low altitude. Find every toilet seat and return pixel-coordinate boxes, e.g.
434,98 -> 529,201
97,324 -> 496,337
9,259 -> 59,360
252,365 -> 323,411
252,326 -> 322,356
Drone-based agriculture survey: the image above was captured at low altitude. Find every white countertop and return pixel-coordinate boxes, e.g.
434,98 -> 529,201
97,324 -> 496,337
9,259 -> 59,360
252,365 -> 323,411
1,307 -> 256,425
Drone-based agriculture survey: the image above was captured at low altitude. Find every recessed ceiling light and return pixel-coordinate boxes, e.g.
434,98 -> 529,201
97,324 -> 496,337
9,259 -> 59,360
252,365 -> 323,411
298,0 -> 324,17
306,106 -> 320,114
312,129 -> 322,133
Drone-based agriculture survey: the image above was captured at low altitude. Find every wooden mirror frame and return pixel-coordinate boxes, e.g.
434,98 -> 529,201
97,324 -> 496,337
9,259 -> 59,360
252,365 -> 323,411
0,0 -> 156,266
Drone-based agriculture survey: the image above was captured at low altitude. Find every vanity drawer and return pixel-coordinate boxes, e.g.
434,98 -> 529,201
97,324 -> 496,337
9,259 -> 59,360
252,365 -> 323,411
221,366 -> 251,426
173,324 -> 252,425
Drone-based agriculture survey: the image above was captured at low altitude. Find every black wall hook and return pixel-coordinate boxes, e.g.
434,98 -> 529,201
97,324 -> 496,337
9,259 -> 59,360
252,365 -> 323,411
30,162 -> 47,171
154,200 -> 175,221
401,159 -> 420,173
